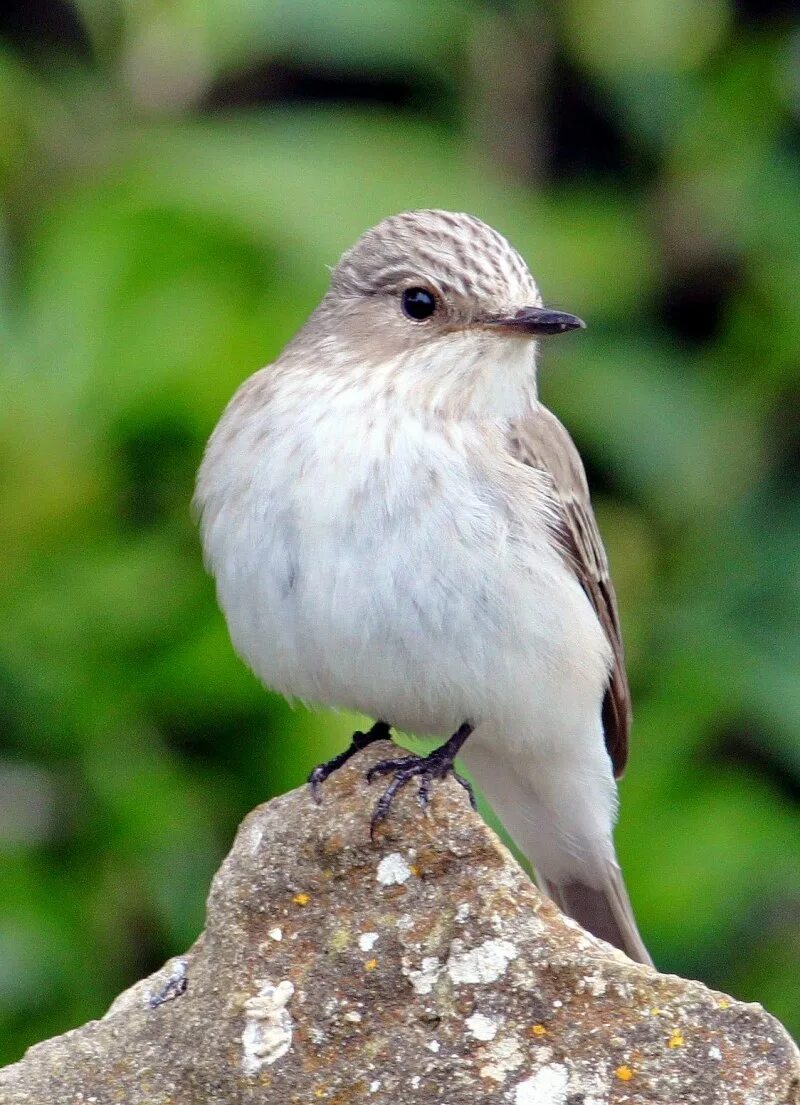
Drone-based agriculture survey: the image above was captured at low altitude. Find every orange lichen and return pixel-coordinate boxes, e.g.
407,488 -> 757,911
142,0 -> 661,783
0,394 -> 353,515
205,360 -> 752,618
409,864 -> 421,877
364,958 -> 378,971
615,1065 -> 634,1082
293,892 -> 310,906
668,1031 -> 684,1048
529,1024 -> 548,1037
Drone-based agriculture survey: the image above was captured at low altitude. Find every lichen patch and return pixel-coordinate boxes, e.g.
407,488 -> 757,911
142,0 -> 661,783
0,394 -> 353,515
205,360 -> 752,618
479,1033 -> 524,1082
376,852 -> 412,885
241,979 -> 294,1075
579,972 -> 608,997
403,955 -> 442,995
447,938 -> 518,984
512,1063 -> 569,1105
465,1012 -> 498,1041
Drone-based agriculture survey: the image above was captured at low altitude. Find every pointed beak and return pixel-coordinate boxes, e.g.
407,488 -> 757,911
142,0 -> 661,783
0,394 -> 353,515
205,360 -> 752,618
490,306 -> 586,336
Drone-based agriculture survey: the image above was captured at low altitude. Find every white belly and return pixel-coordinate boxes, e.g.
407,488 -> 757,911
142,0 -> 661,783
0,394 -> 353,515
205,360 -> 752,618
198,394 -> 610,750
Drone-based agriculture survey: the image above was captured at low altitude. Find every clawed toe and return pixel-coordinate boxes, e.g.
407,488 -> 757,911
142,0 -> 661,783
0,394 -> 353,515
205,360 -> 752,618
308,750 -> 351,802
367,723 -> 476,838
310,722 -> 475,838
307,721 -> 392,803
365,755 -> 417,783
452,769 -> 478,810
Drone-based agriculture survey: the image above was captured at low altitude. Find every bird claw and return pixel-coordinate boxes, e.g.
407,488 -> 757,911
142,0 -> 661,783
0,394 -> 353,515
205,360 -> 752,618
367,743 -> 476,839
308,752 -> 352,803
308,722 -> 392,802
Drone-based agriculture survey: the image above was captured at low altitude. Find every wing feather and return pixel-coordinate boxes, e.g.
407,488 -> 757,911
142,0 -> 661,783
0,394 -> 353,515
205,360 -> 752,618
508,405 -> 631,777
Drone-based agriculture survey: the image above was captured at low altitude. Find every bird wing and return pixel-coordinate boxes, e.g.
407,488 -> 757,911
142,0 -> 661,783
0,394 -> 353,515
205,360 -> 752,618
507,404 -> 631,777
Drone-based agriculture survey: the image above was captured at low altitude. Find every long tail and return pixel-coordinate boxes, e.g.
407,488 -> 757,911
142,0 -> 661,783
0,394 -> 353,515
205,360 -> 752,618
462,743 -> 653,966
539,861 -> 652,966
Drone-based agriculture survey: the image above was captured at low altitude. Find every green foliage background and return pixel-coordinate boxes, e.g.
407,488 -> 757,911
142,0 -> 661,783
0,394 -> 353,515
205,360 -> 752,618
1,0 -> 799,1061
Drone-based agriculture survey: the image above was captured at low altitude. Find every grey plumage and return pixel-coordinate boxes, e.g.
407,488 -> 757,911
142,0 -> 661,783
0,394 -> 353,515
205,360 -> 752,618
196,209 -> 652,967
508,407 -> 631,778
508,406 -> 648,964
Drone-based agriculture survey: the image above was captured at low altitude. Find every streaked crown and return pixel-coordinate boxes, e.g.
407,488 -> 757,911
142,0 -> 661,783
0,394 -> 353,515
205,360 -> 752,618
331,209 -> 540,310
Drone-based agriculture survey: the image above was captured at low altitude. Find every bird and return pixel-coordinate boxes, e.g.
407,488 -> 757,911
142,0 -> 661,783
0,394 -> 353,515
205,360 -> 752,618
195,209 -> 652,966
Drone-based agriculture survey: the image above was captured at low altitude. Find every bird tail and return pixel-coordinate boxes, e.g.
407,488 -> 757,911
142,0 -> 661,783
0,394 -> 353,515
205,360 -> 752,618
539,860 -> 652,966
462,743 -> 652,966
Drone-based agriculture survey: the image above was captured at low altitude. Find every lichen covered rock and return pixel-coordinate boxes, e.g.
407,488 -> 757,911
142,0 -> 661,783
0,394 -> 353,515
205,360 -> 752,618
1,740 -> 797,1103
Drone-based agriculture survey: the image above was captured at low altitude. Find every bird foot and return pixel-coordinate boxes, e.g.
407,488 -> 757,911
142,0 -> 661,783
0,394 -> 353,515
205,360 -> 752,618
308,721 -> 391,802
366,722 -> 476,838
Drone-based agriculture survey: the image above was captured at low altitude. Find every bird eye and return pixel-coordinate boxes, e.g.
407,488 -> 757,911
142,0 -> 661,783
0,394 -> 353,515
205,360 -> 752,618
401,286 -> 437,321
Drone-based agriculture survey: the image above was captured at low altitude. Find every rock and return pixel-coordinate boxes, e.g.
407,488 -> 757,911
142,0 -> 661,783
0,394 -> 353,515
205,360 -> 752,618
1,739 -> 797,1104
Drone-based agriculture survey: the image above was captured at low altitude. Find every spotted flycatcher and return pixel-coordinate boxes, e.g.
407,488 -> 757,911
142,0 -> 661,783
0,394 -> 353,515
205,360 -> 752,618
195,210 -> 651,964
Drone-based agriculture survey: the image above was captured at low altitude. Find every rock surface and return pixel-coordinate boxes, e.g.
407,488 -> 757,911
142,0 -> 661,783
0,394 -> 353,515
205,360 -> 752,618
1,740 -> 797,1104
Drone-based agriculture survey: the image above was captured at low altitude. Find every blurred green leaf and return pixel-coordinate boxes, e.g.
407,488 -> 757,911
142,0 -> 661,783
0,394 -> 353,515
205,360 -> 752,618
0,0 -> 798,1063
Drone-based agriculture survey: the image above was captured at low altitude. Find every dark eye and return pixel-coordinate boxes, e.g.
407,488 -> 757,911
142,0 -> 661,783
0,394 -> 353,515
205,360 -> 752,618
401,286 -> 437,321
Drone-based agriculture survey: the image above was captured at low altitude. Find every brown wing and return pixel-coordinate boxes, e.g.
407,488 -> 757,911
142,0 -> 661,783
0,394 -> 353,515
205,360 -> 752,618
508,405 -> 631,777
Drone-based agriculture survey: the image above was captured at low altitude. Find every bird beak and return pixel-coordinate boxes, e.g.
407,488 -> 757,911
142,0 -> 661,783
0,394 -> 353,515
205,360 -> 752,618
490,306 -> 586,336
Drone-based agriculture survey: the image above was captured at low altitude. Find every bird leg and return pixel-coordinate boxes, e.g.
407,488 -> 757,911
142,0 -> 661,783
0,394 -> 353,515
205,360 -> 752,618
308,720 -> 392,802
366,722 -> 476,838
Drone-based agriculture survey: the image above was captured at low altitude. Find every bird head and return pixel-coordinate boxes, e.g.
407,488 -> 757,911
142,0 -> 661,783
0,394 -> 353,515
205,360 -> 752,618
294,210 -> 584,418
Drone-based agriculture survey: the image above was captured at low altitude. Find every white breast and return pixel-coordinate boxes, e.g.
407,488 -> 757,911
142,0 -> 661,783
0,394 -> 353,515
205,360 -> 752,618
196,373 -> 610,746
